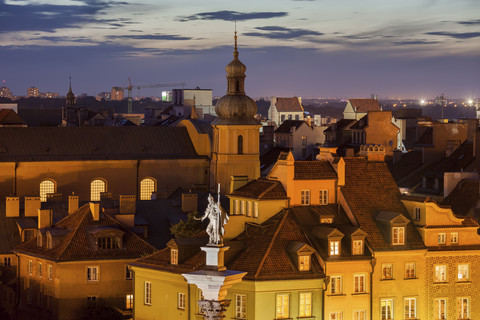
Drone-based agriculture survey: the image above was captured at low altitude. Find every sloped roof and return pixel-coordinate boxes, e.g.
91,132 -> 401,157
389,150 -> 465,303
323,119 -> 356,133
294,161 -> 337,180
229,179 -> 287,200
274,120 -> 307,133
349,99 -> 381,113
0,109 -> 26,126
14,204 -> 155,261
0,126 -> 202,162
441,179 -> 479,217
340,157 -> 425,251
0,201 -> 22,254
275,98 -> 304,112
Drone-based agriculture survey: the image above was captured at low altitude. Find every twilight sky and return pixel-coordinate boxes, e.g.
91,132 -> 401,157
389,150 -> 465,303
0,0 -> 479,99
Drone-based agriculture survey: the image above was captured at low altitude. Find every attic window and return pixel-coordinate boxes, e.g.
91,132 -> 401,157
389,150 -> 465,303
329,240 -> 340,256
320,217 -> 333,224
171,249 -> 178,265
46,234 -> 52,249
97,237 -> 121,249
392,227 -> 405,245
352,240 -> 363,255
298,255 -> 311,271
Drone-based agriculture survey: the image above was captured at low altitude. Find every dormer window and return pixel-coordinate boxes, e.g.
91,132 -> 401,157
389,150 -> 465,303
37,232 -> 42,247
392,227 -> 405,245
46,234 -> 52,249
352,240 -> 363,255
89,226 -> 124,250
171,249 -> 178,265
298,255 -> 311,271
97,237 -> 120,249
329,240 -> 340,256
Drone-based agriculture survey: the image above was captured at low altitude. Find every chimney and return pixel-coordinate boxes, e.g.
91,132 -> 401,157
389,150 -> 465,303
115,214 -> 135,228
182,193 -> 198,213
90,202 -> 100,221
229,176 -> 249,194
38,209 -> 52,229
337,158 -> 346,187
24,197 -> 41,217
6,197 -> 20,217
68,195 -> 79,214
119,195 -> 136,214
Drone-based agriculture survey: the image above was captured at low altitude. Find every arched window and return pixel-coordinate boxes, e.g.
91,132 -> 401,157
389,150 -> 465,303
238,135 -> 243,154
140,178 -> 156,200
90,179 -> 106,201
235,80 -> 240,92
40,179 -> 55,202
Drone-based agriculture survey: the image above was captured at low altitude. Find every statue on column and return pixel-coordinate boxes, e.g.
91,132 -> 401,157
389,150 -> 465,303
198,184 -> 229,246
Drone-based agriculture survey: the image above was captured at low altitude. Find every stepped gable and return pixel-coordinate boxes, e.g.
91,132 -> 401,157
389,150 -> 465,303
294,160 -> 337,180
340,157 -> 425,250
14,204 -> 155,261
229,179 -> 287,200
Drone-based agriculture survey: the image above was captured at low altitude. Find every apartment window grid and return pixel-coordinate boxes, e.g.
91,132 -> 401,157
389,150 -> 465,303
126,294 -> 134,309
319,190 -> 328,205
405,263 -> 416,279
392,227 -> 405,245
90,179 -> 106,201
301,190 -> 310,205
87,266 -> 99,282
330,311 -> 343,320
354,310 -> 366,320
404,297 -> 416,319
329,241 -> 340,256
299,292 -> 312,317
414,207 -> 421,220
40,180 -> 55,202
354,274 -> 365,293
438,233 -> 446,245
235,294 -> 247,319
298,255 -> 310,271
457,264 -> 469,281
140,178 -> 155,200
451,232 -> 458,244
352,240 -> 363,255
276,294 -> 289,319
330,276 -> 342,294
457,298 -> 469,319
382,264 -> 393,280
144,281 -> 152,305
253,202 -> 259,218
435,298 -> 447,320
381,299 -> 393,320
435,265 -> 447,283
178,292 -> 186,310
37,262 -> 42,278
48,265 -> 53,280
171,249 -> 178,265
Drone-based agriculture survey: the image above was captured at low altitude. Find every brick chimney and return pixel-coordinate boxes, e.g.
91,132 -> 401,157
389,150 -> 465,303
68,195 -> 79,214
38,209 -> 52,229
6,197 -> 20,217
119,195 -> 136,214
90,202 -> 100,221
25,197 -> 41,217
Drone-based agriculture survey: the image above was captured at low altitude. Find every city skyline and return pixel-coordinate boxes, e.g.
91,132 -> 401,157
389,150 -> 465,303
1,0 -> 479,99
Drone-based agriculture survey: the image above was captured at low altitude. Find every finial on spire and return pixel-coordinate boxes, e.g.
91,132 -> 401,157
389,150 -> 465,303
69,76 -> 72,91
234,21 -> 238,53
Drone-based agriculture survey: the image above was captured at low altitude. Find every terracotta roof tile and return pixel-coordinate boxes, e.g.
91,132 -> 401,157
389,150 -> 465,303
294,161 -> 337,180
274,98 -> 304,112
229,179 -> 287,200
274,120 -> 307,133
349,99 -> 381,113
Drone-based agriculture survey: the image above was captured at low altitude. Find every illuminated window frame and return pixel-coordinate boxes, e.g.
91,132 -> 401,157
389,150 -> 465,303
434,265 -> 447,283
405,262 -> 416,279
451,232 -> 458,244
235,294 -> 247,319
140,178 -> 156,200
301,190 -> 310,205
298,255 -> 311,271
90,179 -> 106,202
352,240 -> 363,255
40,179 -> 56,202
299,292 -> 312,317
457,297 -> 469,319
404,297 -> 416,319
330,276 -> 342,294
319,190 -> 328,205
276,293 -> 289,319
381,298 -> 393,320
329,240 -> 340,256
126,294 -> 134,310
457,264 -> 469,281
392,227 -> 405,245
178,292 -> 186,310
354,310 -> 366,320
434,298 -> 447,320
353,274 -> 365,293
144,281 -> 152,305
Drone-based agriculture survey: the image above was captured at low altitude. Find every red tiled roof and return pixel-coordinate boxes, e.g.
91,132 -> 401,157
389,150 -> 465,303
229,179 -> 287,200
275,98 -> 304,112
349,99 -> 381,113
0,109 -> 25,125
14,204 -> 155,261
340,157 -> 425,251
294,161 -> 337,180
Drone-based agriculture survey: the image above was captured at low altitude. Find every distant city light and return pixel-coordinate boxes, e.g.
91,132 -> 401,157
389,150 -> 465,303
420,99 -> 426,106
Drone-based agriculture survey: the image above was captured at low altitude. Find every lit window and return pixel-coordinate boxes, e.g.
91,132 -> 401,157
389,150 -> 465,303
140,178 -> 156,200
234,200 -> 240,214
329,241 -> 340,256
438,233 -> 446,244
276,294 -> 289,319
381,299 -> 393,320
178,292 -> 186,310
434,265 -> 447,282
28,260 -> 32,275
330,311 -> 343,320
48,265 -> 53,280
126,294 -> 134,309
301,190 -> 310,205
40,180 -> 55,202
457,264 -> 469,281
414,207 -> 421,221
330,276 -> 342,294
125,265 -> 133,280
392,227 -> 405,245
241,201 -> 245,215
90,179 -> 106,201
144,281 -> 152,305
235,294 -> 247,319
321,217 -> 333,223
97,237 -> 120,249
352,240 -> 363,255
319,190 -> 328,205
354,310 -> 366,320
451,232 -> 458,244
299,292 -> 312,317
37,263 -> 42,278
354,274 -> 365,293
405,263 -> 416,279
404,298 -> 416,319
253,202 -> 259,218
171,249 -> 178,265
382,264 -> 393,280
87,266 -> 99,282
435,298 -> 446,320
247,201 -> 252,217
298,255 -> 310,271
457,298 -> 469,319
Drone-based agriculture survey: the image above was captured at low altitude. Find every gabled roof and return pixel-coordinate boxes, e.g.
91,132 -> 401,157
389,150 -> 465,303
323,119 -> 356,133
0,109 -> 26,126
441,179 -> 479,217
340,157 -> 425,251
229,179 -> 288,200
349,99 -> 381,113
274,120 -> 308,133
14,204 -> 155,261
294,161 -> 337,180
274,98 -> 304,112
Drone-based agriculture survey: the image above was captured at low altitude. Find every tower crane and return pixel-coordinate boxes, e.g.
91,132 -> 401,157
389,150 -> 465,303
118,78 -> 186,113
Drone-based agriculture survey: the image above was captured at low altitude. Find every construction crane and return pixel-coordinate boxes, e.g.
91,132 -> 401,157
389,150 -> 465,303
118,78 -> 186,113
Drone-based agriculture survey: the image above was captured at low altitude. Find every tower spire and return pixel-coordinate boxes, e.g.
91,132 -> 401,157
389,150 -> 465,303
234,21 -> 238,55
66,76 -> 75,107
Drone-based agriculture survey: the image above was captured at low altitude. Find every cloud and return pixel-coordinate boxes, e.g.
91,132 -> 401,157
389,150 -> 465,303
244,26 -> 323,39
392,40 -> 440,45
426,31 -> 480,39
176,10 -> 287,22
107,34 -> 192,41
457,19 -> 480,26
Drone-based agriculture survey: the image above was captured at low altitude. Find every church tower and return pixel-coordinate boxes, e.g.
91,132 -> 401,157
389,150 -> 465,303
210,31 -> 261,194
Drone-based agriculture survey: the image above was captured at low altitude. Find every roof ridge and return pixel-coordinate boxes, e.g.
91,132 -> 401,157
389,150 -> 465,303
258,180 -> 278,198
254,209 -> 289,278
55,207 -> 89,260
